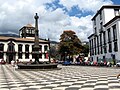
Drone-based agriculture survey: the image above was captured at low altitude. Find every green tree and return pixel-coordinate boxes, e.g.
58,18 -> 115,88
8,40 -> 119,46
49,46 -> 59,59
81,44 -> 89,57
58,30 -> 82,60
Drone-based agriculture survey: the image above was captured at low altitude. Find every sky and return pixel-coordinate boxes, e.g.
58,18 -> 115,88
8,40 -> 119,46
0,0 -> 120,42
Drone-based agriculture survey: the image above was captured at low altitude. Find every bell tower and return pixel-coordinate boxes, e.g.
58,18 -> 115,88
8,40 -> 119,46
19,24 -> 35,39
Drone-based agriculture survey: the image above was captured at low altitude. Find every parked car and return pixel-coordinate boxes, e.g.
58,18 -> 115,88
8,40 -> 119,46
116,61 -> 120,67
58,60 -> 64,64
62,61 -> 71,65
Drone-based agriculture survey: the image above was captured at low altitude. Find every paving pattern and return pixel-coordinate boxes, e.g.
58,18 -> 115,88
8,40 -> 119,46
0,64 -> 120,90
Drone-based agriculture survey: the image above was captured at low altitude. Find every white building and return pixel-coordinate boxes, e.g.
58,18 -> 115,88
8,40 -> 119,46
88,5 -> 120,64
0,24 -> 50,63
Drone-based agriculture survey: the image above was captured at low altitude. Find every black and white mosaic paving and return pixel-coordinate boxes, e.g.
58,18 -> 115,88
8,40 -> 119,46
0,65 -> 120,90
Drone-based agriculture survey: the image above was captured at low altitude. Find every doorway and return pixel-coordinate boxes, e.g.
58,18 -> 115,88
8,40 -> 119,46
112,54 -> 116,65
8,54 -> 14,64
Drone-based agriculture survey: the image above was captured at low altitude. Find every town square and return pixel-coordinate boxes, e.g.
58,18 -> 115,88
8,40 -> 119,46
0,0 -> 120,90
0,64 -> 120,90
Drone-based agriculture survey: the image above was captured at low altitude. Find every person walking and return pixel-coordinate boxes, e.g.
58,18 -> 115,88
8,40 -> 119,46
11,60 -> 16,71
117,74 -> 120,79
11,60 -> 15,67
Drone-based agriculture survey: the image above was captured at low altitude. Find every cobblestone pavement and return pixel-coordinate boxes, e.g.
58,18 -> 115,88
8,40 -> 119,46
0,64 -> 120,90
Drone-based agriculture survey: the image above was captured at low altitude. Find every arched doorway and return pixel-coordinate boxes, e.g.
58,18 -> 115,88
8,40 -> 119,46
8,54 -> 14,64
6,41 -> 16,64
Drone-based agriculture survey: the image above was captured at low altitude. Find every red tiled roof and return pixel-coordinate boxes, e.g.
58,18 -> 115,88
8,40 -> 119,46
0,36 -> 48,43
25,24 -> 34,28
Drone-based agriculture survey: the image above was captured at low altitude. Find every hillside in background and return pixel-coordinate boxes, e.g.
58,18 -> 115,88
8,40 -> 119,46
0,34 -> 19,37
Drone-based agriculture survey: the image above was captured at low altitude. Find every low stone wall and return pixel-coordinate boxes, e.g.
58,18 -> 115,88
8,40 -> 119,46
17,63 -> 58,69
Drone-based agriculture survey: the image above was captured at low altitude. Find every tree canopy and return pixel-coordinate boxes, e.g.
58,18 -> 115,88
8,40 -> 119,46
58,30 -> 82,58
49,46 -> 59,59
81,44 -> 89,57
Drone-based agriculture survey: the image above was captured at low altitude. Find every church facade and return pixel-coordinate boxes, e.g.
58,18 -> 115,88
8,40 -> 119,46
0,24 -> 50,64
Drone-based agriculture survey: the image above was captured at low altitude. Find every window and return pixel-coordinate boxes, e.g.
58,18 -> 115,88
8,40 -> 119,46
94,38 -> 96,55
96,36 -> 99,54
113,24 -> 118,52
100,46 -> 103,54
25,53 -> 29,59
25,45 -> 29,52
114,42 -> 118,52
103,31 -> 106,45
94,27 -> 97,35
97,57 -> 98,62
0,53 -> 3,59
99,22 -> 103,32
0,44 -> 4,51
103,56 -> 106,62
109,43 -> 112,53
109,24 -> 117,51
39,45 -> 42,51
18,44 -> 22,59
7,42 -> 15,52
89,40 -> 92,56
113,25 -> 117,41
107,28 -> 111,42
100,34 -> 102,46
0,44 -> 4,59
100,12 -> 102,20
91,39 -> 94,55
32,45 -> 35,51
44,45 -> 48,51
25,45 -> 29,59
114,9 -> 119,16
107,28 -> 112,53
18,44 -> 22,51
29,28 -> 32,34
104,46 -> 107,53
26,29 -> 29,33
99,34 -> 103,54
18,53 -> 22,59
103,32 -> 107,53
39,53 -> 42,59
32,30 -> 35,34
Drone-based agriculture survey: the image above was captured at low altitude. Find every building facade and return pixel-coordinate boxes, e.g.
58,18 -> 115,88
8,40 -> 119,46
0,24 -> 50,63
88,5 -> 120,64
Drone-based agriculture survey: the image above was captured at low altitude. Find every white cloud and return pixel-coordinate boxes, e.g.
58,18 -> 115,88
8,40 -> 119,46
59,0 -> 113,12
0,0 -> 113,42
62,15 -> 93,41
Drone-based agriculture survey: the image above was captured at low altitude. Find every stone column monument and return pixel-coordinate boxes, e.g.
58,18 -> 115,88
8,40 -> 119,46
34,13 -> 40,64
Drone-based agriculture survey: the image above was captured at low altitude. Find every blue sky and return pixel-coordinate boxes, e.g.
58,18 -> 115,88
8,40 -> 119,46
112,0 -> 120,5
0,0 -> 120,41
46,0 -> 120,17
